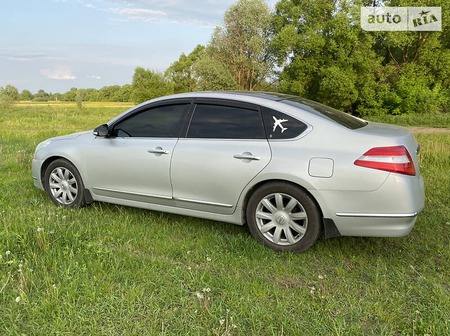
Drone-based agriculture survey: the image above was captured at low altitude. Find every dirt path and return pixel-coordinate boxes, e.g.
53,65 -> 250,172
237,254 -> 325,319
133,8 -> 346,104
409,127 -> 450,134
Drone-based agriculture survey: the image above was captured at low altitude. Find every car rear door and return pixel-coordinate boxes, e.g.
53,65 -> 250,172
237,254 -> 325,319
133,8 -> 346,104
171,100 -> 271,215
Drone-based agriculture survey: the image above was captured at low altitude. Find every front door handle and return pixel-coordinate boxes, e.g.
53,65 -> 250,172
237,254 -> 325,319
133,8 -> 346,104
148,147 -> 169,155
233,152 -> 260,161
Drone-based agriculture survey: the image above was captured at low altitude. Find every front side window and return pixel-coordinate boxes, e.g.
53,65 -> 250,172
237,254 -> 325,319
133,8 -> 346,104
187,104 -> 265,139
112,104 -> 190,137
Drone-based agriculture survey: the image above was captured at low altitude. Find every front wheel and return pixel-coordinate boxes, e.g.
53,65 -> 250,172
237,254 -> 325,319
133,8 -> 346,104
44,159 -> 86,207
246,182 -> 321,253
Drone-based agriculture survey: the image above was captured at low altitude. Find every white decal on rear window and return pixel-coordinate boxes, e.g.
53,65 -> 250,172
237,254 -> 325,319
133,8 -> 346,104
272,116 -> 288,133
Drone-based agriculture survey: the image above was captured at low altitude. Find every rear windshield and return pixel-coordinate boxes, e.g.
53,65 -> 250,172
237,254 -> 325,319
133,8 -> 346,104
281,97 -> 367,130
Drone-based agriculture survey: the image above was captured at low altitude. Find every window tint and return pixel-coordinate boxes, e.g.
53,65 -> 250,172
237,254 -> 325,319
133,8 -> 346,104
262,107 -> 308,139
281,97 -> 367,129
112,104 -> 189,137
187,104 -> 265,139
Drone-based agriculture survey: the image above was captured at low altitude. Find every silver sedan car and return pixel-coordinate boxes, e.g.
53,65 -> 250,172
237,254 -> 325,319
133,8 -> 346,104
32,91 -> 425,252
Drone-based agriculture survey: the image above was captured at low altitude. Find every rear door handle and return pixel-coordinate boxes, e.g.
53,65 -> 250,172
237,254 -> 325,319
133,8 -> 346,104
233,152 -> 260,161
148,147 -> 169,155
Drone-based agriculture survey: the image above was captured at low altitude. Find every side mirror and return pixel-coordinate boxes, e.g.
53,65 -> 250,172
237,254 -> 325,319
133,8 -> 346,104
93,124 -> 110,137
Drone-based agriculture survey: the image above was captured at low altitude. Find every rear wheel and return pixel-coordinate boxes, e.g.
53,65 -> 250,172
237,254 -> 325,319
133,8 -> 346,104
44,159 -> 86,207
246,182 -> 321,253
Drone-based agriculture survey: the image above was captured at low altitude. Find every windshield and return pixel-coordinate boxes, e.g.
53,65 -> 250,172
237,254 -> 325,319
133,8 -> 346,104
281,97 -> 367,130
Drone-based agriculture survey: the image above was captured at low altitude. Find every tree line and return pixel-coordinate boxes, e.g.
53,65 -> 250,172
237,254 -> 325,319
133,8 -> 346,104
1,0 -> 448,116
0,85 -> 132,105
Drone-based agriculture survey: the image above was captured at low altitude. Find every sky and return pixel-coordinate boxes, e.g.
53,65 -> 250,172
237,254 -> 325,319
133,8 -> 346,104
0,0 -> 277,94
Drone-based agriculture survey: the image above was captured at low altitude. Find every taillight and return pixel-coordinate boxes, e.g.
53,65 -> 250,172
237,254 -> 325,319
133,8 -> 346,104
354,146 -> 416,176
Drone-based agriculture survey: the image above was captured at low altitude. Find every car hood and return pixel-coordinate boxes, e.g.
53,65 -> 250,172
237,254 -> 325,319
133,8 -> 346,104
48,131 -> 92,142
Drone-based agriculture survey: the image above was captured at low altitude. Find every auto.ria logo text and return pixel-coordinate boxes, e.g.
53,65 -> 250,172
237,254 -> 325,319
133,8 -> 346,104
361,7 -> 442,31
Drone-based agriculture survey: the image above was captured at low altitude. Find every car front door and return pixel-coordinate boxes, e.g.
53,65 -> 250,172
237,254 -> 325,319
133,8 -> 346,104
171,102 -> 271,215
86,102 -> 190,206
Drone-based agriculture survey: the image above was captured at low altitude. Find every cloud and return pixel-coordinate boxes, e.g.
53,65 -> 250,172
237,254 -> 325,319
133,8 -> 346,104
41,66 -> 76,80
107,7 -> 167,24
111,8 -> 166,16
85,0 -> 230,26
1,53 -> 63,62
87,74 -> 101,79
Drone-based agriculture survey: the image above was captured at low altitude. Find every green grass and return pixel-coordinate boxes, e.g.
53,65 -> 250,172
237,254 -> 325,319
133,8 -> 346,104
1,104 -> 449,335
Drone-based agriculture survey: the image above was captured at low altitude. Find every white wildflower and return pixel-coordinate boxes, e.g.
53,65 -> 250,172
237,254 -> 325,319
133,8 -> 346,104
6,250 -> 11,256
206,257 -> 211,262
318,275 -> 324,280
37,227 -> 43,232
15,296 -> 21,303
202,288 -> 211,293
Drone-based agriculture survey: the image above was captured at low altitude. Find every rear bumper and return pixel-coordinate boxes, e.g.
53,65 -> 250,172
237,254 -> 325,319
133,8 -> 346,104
313,173 -> 425,237
332,213 -> 418,237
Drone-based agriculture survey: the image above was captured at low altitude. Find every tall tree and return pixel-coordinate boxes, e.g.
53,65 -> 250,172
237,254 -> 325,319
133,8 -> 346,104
19,89 -> 34,101
0,86 -> 15,108
192,53 -> 238,90
272,0 -> 385,113
210,0 -> 273,90
98,85 -> 122,102
34,89 -> 50,102
373,0 -> 450,114
131,67 -> 174,104
272,0 -> 449,115
63,88 -> 78,101
165,45 -> 206,93
76,89 -> 86,111
0,85 -> 19,105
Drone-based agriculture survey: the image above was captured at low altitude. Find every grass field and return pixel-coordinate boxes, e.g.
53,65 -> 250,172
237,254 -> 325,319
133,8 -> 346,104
1,103 -> 449,335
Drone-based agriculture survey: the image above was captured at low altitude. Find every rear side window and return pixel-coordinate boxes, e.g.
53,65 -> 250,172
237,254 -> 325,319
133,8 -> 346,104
282,97 -> 367,129
187,104 -> 265,139
262,107 -> 308,139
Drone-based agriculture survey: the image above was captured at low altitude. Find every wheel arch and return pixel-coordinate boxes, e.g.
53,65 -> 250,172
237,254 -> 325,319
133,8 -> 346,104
40,156 -> 86,189
242,179 -> 341,239
40,156 -> 65,185
41,156 -> 92,206
241,179 -> 324,225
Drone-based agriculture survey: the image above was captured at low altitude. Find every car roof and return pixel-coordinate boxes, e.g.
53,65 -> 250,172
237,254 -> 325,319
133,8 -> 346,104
152,91 -> 296,103
112,91 -> 368,131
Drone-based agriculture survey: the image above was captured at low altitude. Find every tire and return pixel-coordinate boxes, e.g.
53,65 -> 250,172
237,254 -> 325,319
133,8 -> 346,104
44,159 -> 86,207
246,182 -> 321,253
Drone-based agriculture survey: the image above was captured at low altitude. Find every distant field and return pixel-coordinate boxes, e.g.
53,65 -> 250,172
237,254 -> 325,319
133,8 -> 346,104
1,103 -> 449,335
15,101 -> 134,108
365,113 -> 450,129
